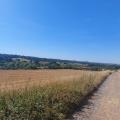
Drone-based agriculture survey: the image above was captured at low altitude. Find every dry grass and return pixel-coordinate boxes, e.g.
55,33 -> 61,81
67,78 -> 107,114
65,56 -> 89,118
0,70 -> 107,91
0,70 -> 110,120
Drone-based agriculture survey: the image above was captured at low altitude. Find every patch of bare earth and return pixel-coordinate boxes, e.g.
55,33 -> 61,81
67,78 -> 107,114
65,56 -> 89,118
71,72 -> 120,120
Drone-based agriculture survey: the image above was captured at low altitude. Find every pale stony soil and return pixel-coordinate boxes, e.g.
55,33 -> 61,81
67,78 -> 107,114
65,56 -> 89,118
71,72 -> 120,120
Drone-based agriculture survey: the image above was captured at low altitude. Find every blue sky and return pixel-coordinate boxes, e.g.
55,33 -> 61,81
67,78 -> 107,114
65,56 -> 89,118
0,0 -> 120,63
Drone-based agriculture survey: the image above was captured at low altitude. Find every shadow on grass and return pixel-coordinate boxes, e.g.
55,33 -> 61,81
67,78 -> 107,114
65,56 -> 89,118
68,74 -> 111,120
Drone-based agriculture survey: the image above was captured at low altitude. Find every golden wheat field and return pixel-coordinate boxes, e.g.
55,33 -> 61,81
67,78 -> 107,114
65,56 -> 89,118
0,69 -> 110,119
0,69 -> 108,92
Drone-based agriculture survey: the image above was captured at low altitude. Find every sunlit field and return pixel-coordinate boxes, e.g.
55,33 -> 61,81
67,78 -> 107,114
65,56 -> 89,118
0,70 -> 110,119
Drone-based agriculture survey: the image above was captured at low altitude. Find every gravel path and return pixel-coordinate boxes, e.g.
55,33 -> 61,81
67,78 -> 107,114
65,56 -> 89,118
71,72 -> 120,120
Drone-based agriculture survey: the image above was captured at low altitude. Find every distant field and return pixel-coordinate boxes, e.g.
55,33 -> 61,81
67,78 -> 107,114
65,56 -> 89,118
0,70 -> 110,119
0,69 -> 103,91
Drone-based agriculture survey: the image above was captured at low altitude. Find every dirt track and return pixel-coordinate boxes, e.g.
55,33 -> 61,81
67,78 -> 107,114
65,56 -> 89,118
71,72 -> 120,120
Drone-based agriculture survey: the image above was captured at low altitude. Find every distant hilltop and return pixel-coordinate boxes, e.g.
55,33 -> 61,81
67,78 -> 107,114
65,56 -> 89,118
0,53 -> 119,70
